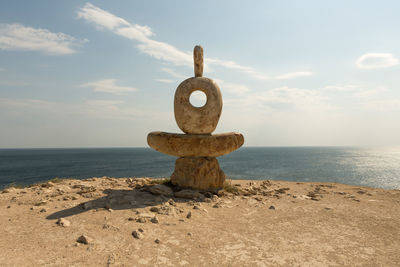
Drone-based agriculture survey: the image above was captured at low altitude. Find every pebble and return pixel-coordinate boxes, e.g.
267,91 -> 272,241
154,239 -> 161,244
186,211 -> 192,219
211,195 -> 219,202
150,207 -> 160,212
136,217 -> 147,223
35,200 -> 48,206
269,205 -> 276,210
77,235 -> 91,244
151,216 -> 159,224
57,218 -> 71,227
212,202 -> 222,208
82,202 -> 93,210
132,230 -> 143,239
40,208 -> 47,213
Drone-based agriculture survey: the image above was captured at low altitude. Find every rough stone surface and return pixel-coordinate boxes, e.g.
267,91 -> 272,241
171,157 -> 225,190
148,184 -> 173,197
174,189 -> 204,199
174,77 -> 222,134
147,131 -> 244,157
56,218 -> 70,227
77,235 -> 91,245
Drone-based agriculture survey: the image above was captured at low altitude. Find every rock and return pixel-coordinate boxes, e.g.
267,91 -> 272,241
82,202 -> 93,210
150,216 -> 159,224
136,217 -> 147,223
77,235 -> 91,244
186,211 -> 192,219
213,202 -> 222,208
269,205 -> 275,210
211,195 -> 219,202
174,189 -> 204,199
173,77 -> 222,134
154,239 -> 161,244
147,132 -> 244,157
148,184 -> 173,197
171,157 -> 225,190
40,208 -> 47,213
128,217 -> 135,221
57,218 -> 71,227
150,207 -> 160,212
168,199 -> 176,206
132,230 -> 143,239
35,200 -> 47,206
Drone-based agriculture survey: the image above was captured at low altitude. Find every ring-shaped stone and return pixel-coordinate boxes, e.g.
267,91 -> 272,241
174,77 -> 222,134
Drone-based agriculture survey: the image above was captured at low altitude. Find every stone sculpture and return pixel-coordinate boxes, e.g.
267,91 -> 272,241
147,45 -> 244,190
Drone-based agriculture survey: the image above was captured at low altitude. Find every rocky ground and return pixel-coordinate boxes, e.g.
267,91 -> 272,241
0,177 -> 399,266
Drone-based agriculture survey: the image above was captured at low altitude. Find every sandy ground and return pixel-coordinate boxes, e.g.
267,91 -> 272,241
0,177 -> 399,267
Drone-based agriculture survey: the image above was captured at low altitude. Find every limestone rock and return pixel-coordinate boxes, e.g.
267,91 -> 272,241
147,131 -> 244,157
171,157 -> 225,190
174,189 -> 204,199
56,218 -> 71,227
148,184 -> 173,197
150,216 -> 159,224
132,230 -> 143,239
77,235 -> 91,245
174,77 -> 222,134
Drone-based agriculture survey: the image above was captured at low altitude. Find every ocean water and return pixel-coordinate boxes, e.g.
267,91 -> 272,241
0,147 -> 399,189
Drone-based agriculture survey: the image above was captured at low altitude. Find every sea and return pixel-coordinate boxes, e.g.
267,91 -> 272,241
0,147 -> 399,190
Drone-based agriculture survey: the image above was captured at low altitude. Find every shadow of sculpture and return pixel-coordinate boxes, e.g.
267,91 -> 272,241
46,185 -> 207,220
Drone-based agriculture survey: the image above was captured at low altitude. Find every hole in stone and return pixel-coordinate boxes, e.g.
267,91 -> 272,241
189,90 -> 207,107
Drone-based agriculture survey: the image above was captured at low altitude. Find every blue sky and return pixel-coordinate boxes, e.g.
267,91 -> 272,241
0,1 -> 399,148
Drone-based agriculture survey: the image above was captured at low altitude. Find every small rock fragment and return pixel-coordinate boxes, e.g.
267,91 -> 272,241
154,239 -> 161,244
132,230 -> 143,239
186,211 -> 192,219
150,206 -> 160,212
77,235 -> 91,244
136,217 -> 147,223
57,218 -> 71,227
212,202 -> 222,208
40,208 -> 47,213
151,216 -> 159,224
269,205 -> 275,210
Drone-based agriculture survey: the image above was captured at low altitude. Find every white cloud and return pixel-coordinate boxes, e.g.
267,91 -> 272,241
156,79 -> 175,83
213,79 -> 250,95
323,84 -> 360,91
77,3 -> 130,31
80,79 -> 137,94
78,3 -> 311,80
0,23 -> 85,55
160,67 -> 186,79
356,53 -> 399,69
274,71 -> 313,80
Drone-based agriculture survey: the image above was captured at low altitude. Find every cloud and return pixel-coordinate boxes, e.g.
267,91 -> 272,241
80,79 -> 137,94
356,53 -> 399,69
78,3 -> 311,80
0,23 -> 86,55
323,84 -> 360,91
156,79 -> 175,83
213,79 -> 250,95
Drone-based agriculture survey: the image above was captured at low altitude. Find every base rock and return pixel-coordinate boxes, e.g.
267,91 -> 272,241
171,157 -> 225,190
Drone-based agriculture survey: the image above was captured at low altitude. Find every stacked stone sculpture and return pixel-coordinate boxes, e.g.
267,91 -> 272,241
147,45 -> 244,190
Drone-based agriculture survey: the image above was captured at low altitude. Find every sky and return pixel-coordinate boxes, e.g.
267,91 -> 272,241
0,0 -> 399,148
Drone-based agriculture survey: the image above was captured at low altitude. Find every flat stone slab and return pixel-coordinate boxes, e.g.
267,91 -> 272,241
147,131 -> 244,157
